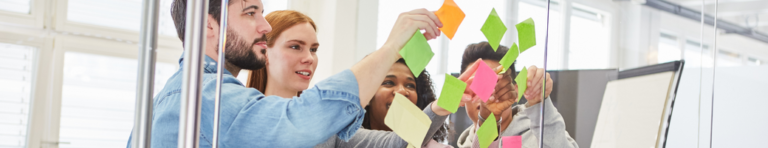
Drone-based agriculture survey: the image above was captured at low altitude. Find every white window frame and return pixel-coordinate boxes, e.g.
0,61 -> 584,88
0,0 -> 182,147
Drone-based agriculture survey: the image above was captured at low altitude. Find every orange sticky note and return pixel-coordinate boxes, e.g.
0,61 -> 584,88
434,0 -> 465,40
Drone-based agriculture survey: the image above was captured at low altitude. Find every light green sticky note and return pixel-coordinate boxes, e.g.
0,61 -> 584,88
514,67 -> 528,102
399,30 -> 434,78
437,74 -> 467,113
498,43 -> 519,72
516,18 -> 536,52
477,113 -> 498,148
385,93 -> 432,147
481,8 -> 507,52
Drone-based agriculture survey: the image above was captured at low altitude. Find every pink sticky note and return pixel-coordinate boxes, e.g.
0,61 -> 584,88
469,60 -> 497,102
502,136 -> 522,148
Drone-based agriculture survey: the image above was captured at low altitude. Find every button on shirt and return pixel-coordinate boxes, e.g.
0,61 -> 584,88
127,55 -> 365,147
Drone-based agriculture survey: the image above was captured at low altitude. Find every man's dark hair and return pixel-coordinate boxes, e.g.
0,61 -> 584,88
460,41 -> 515,74
170,0 -> 231,42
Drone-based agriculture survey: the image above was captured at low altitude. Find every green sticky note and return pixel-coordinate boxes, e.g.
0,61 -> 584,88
481,8 -> 507,52
437,74 -> 467,113
516,18 -> 536,52
399,30 -> 434,78
514,67 -> 528,102
498,43 -> 519,72
385,93 -> 432,147
477,113 -> 498,148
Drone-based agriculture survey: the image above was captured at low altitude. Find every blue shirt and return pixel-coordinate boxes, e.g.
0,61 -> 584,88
127,55 -> 365,147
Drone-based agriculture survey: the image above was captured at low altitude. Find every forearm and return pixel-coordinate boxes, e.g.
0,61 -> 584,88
522,98 -> 578,148
421,102 -> 449,147
330,128 -> 408,148
350,44 -> 401,107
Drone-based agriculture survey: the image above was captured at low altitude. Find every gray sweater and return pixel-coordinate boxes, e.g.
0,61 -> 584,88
456,98 -> 578,148
315,103 -> 448,148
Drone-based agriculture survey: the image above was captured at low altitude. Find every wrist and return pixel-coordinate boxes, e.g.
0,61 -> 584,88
431,101 -> 451,116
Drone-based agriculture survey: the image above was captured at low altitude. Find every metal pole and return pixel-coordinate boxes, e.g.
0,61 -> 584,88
709,0 -> 718,147
178,0 -> 208,147
540,0 -> 551,147
212,0 -> 229,148
132,0 -> 160,147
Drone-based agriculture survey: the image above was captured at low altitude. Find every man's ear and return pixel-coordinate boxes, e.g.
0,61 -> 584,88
206,15 -> 218,38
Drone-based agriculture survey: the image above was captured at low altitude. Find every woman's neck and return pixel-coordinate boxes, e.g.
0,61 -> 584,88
265,78 -> 299,98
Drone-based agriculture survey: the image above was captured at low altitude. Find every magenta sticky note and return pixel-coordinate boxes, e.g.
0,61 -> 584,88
469,60 -> 497,102
502,136 -> 522,148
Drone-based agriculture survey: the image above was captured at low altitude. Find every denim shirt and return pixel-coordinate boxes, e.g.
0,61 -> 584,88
127,55 -> 365,147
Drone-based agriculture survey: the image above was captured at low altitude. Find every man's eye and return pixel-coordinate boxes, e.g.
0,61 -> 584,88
246,12 -> 255,16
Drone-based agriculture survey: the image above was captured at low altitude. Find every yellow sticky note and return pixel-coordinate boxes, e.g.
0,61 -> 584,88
385,93 -> 432,147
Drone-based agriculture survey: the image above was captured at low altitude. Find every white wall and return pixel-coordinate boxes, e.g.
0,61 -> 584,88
667,65 -> 768,147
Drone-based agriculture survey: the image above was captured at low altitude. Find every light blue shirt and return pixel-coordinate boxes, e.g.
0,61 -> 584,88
127,55 -> 365,147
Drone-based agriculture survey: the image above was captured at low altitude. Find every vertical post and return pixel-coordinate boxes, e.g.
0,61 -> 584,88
132,0 -> 160,147
212,0 -> 229,148
709,0 -> 718,148
541,0 -> 552,147
178,0 -> 209,147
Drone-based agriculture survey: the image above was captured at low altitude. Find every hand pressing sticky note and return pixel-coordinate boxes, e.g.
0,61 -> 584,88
502,136 -> 522,148
516,18 -> 536,52
469,60 -> 497,102
399,30 -> 434,78
385,93 -> 432,147
434,0 -> 465,40
438,74 -> 466,113
477,113 -> 498,148
498,43 -> 519,72
481,8 -> 507,52
514,67 -> 528,102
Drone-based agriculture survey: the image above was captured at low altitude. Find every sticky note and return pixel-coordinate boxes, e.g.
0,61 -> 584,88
498,43 -> 519,72
477,113 -> 498,148
481,8 -> 507,52
469,60 -> 497,102
516,18 -> 536,52
385,93 -> 432,147
399,30 -> 434,78
502,136 -> 522,148
434,0 -> 465,40
438,74 -> 467,113
514,67 -> 528,102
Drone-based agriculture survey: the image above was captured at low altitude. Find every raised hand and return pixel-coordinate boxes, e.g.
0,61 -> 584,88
480,65 -> 517,116
381,8 -> 443,53
523,65 -> 553,107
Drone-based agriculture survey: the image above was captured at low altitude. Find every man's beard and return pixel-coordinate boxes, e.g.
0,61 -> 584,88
224,30 -> 267,70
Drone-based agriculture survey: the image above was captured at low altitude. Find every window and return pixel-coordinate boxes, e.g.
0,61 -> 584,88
0,0 -> 31,14
747,57 -> 762,66
716,50 -> 743,67
567,5 -> 610,70
66,0 -> 178,36
683,39 -> 712,68
58,52 -> 175,148
0,43 -> 35,148
515,0 -> 563,71
657,32 -> 681,64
